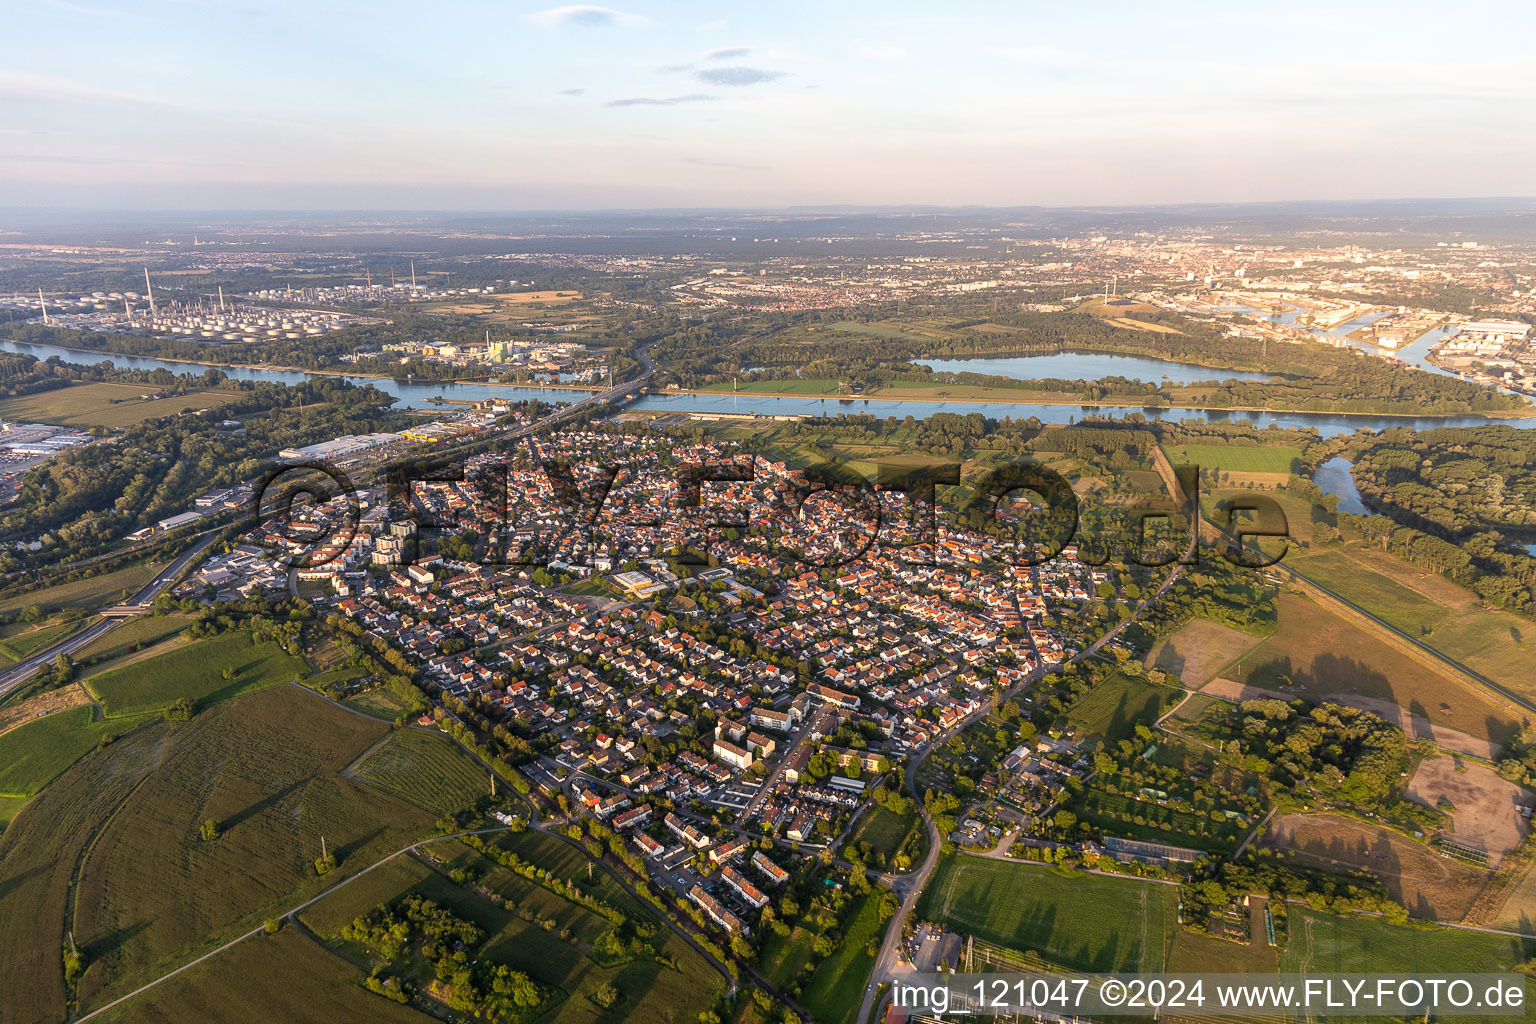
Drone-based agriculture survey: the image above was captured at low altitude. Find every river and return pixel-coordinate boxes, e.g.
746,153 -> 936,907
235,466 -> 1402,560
7,336 -> 1536,439
914,352 -> 1273,384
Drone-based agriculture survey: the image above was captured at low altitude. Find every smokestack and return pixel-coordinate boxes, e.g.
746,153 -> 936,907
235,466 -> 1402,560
218,286 -> 225,312
37,288 -> 49,325
411,260 -> 416,289
144,268 -> 157,316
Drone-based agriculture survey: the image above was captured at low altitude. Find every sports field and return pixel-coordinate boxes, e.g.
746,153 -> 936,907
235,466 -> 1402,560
350,728 -> 489,814
1281,907 -> 1533,976
85,630 -> 307,717
916,854 -> 1176,972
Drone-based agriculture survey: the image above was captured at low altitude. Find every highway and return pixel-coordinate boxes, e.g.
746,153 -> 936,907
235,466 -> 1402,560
0,532 -> 218,701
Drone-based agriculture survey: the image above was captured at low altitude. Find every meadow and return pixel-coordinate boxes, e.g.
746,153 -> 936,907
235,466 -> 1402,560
85,630 -> 307,717
1066,668 -> 1175,743
1164,443 -> 1301,475
98,928 -> 436,1024
1226,592 -> 1519,752
1280,907 -> 1534,975
0,381 -> 238,429
1145,618 -> 1266,688
799,894 -> 885,1024
67,684 -> 441,1014
916,855 -> 1176,972
350,728 -> 490,814
69,612 -> 194,663
0,703 -> 155,801
0,557 -> 169,614
847,804 -> 922,866
0,618 -> 84,665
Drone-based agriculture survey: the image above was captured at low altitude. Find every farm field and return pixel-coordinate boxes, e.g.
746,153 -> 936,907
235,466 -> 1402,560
1067,668 -> 1176,743
0,557 -> 169,614
1202,484 -> 1326,546
916,855 -> 1176,972
61,684 -> 441,1014
1288,540 -> 1534,700
1145,618 -> 1266,687
98,927 -> 437,1024
1281,907 -> 1534,977
0,381 -> 239,428
1164,444 -> 1301,475
1221,592 -> 1519,754
1263,813 -> 1491,922
0,703 -> 154,800
695,377 -> 840,395
1287,548 -> 1452,637
799,894 -> 885,1024
350,727 -> 490,814
85,630 -> 307,717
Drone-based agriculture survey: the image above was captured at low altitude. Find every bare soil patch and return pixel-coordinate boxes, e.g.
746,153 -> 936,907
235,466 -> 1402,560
1409,757 -> 1531,866
0,684 -> 90,738
1264,812 -> 1491,922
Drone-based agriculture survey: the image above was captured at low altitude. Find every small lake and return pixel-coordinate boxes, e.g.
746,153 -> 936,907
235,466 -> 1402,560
1312,457 -> 1371,515
915,352 -> 1273,384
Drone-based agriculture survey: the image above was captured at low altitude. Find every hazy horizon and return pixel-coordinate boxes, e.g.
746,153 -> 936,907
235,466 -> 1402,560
6,1 -> 1536,211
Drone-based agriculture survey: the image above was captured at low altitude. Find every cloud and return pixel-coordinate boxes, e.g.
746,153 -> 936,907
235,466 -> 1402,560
0,70 -> 177,108
660,63 -> 693,73
695,19 -> 726,32
607,93 -> 716,107
694,67 -> 785,87
526,5 -> 646,28
856,42 -> 907,61
557,88 -> 586,96
702,46 -> 751,61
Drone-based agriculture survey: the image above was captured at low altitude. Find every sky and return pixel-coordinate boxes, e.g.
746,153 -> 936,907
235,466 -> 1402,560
2,0 -> 1535,210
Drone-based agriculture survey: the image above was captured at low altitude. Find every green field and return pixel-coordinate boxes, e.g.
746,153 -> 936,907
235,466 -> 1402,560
0,683 -> 444,1024
0,704 -> 153,799
0,381 -> 238,429
758,925 -> 818,988
1165,444 -> 1301,475
695,377 -> 840,395
85,630 -> 307,717
97,928 -> 437,1024
847,804 -> 922,867
1287,548 -> 1451,637
0,558 -> 169,615
70,612 -> 194,663
0,618 -> 83,664
342,686 -> 416,721
799,894 -> 886,1024
351,728 -> 490,814
302,839 -> 720,1024
1067,669 -> 1175,743
66,684 -> 441,1014
1280,908 -> 1536,1011
917,855 -> 1176,972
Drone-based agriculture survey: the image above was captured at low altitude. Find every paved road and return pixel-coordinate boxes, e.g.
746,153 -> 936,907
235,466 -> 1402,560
0,532 -> 218,701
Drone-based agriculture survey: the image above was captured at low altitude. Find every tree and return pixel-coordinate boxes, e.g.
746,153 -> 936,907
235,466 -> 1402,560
165,696 -> 198,721
263,918 -> 281,934
199,818 -> 221,842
